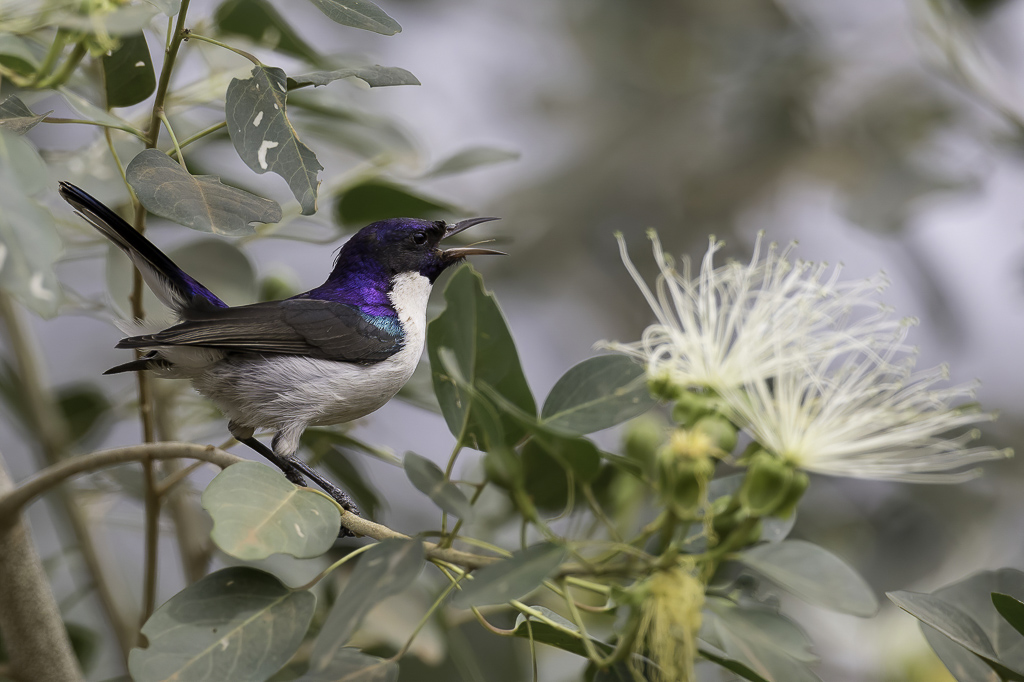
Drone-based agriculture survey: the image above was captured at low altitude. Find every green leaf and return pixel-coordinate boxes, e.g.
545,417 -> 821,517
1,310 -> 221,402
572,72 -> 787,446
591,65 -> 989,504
58,87 -> 138,129
510,605 -> 599,658
57,383 -> 112,448
404,451 -> 475,520
697,640 -> 772,682
302,429 -> 384,518
426,146 -> 520,178
994,593 -> 1024,639
201,461 -> 341,560
146,0 -> 181,15
702,598 -> 820,682
308,0 -> 402,35
126,149 -> 282,235
309,539 -> 424,669
215,0 -> 320,64
921,623 -> 1001,682
0,96 -> 50,134
299,649 -> 398,681
226,65 -> 322,215
128,567 -> 314,682
427,265 -> 536,450
55,5 -> 158,36
541,355 -> 656,435
102,33 -> 155,108
0,34 -> 38,76
0,132 -> 60,317
888,591 -> 1010,672
288,65 -> 419,90
335,180 -> 457,227
891,569 -> 1024,679
106,236 -> 256,315
452,543 -> 565,608
736,540 -> 878,617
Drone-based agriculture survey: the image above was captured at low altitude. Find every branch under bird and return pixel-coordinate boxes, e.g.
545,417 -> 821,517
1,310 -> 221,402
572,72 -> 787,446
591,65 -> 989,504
59,181 -> 504,525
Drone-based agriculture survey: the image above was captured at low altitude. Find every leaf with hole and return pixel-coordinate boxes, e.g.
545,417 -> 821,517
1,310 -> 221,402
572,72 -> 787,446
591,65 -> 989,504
0,96 -> 50,134
102,33 -> 155,108
126,149 -> 282,235
308,0 -> 402,35
309,539 -> 424,669
541,355 -> 655,435
428,266 -> 536,451
226,65 -> 322,215
736,540 -> 878,617
289,65 -> 419,90
404,451 -> 474,520
128,567 -> 314,682
452,542 -> 565,608
201,461 -> 341,560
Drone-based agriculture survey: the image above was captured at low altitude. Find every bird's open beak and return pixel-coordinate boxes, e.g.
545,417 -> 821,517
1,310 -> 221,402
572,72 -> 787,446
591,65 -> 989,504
442,216 -> 506,257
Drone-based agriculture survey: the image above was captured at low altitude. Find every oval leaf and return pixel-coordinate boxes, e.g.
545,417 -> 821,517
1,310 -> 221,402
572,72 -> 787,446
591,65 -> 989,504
102,33 -> 155,108
426,146 -> 520,178
308,0 -> 402,35
921,623 -> 1001,682
888,591 -> 1001,663
0,95 -> 50,134
541,355 -> 656,435
127,149 -> 282,235
310,539 -> 424,668
453,542 -> 565,608
226,65 -> 323,215
288,65 -> 419,89
201,461 -> 341,560
216,0 -> 321,63
994,593 -> 1024,639
335,180 -> 456,226
428,266 -> 536,450
128,567 -> 315,682
737,540 -> 878,617
404,451 -> 475,520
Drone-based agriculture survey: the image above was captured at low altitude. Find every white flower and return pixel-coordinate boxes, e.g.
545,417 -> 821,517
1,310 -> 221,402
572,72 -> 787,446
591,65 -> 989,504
610,230 -> 1011,482
720,348 -> 1011,482
604,230 -> 901,392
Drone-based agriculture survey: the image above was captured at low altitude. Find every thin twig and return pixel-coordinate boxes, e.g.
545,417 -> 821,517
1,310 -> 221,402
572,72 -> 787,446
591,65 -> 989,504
0,443 -> 241,520
167,120 -> 226,158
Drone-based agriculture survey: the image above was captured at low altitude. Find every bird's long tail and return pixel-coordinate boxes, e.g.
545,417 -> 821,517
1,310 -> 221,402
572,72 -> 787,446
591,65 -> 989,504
58,182 -> 226,314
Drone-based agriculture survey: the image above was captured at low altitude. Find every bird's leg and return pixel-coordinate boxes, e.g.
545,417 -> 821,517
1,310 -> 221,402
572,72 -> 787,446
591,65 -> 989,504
238,436 -> 358,539
237,437 -> 307,487
271,431 -> 360,518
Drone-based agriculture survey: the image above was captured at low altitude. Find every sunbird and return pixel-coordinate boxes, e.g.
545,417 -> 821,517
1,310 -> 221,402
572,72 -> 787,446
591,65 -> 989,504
60,181 -> 502,516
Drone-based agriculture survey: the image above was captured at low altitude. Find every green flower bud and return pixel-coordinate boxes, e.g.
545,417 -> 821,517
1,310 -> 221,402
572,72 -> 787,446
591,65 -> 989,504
692,415 -> 738,455
738,451 -> 792,516
648,373 -> 684,402
623,414 -> 666,470
656,437 -> 715,515
773,470 -> 809,519
670,390 -> 712,426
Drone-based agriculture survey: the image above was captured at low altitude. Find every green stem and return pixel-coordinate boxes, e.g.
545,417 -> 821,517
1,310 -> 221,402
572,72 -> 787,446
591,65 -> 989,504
184,33 -> 260,65
159,112 -> 185,168
43,117 -> 148,142
37,41 -> 86,89
167,120 -> 227,158
295,544 -> 376,591
390,577 -> 463,661
31,29 -> 68,86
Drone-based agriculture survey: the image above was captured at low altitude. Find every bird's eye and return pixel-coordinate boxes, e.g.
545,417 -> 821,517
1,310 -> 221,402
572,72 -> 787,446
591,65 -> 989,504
412,232 -> 427,245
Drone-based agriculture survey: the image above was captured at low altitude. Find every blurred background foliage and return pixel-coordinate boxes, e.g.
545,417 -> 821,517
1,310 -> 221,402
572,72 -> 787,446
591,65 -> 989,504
3,0 -> 1024,679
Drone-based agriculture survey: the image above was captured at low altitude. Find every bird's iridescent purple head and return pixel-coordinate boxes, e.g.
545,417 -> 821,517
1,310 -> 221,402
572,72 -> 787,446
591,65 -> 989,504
332,216 -> 503,283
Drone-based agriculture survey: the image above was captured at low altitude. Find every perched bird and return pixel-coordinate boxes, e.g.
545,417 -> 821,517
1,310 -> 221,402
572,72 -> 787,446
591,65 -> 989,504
59,181 -> 503,513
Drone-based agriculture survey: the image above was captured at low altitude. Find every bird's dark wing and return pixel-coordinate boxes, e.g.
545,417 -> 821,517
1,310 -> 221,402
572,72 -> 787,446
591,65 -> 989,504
116,299 -> 404,363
